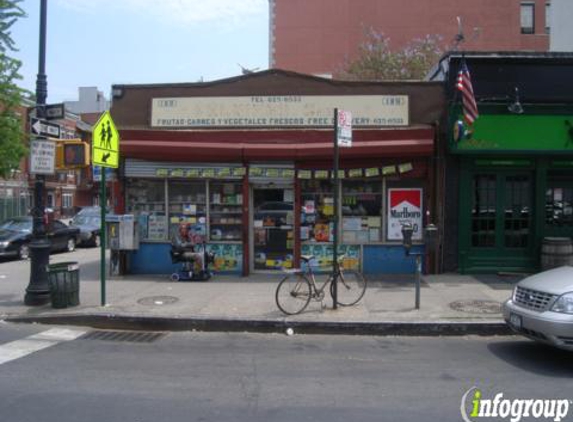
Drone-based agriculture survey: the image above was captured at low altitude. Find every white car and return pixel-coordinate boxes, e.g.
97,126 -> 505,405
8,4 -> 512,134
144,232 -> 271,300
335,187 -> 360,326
503,266 -> 573,351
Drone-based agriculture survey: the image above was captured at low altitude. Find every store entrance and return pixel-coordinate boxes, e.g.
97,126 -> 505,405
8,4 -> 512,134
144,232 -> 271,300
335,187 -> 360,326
251,186 -> 294,271
461,171 -> 536,272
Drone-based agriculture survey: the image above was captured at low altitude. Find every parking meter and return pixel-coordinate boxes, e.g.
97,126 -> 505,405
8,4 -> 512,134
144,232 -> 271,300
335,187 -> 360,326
424,224 -> 438,252
401,222 -> 414,256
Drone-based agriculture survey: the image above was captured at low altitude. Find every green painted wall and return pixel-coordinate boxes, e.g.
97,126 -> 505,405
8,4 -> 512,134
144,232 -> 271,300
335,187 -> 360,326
451,114 -> 573,153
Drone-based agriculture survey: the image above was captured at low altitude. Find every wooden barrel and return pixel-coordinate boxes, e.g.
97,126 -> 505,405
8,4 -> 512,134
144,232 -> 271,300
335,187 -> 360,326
541,237 -> 573,270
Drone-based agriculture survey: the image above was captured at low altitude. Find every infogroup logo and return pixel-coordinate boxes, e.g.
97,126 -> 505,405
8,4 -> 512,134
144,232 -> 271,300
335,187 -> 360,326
460,387 -> 571,422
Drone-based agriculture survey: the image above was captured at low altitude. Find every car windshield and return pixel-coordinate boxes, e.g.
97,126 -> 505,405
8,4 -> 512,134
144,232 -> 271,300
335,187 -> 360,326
0,219 -> 32,232
72,215 -> 100,226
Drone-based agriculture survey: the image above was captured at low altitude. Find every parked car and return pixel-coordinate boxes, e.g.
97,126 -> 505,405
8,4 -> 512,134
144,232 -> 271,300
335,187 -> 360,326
69,213 -> 101,247
503,266 -> 573,351
0,216 -> 80,260
74,205 -> 109,216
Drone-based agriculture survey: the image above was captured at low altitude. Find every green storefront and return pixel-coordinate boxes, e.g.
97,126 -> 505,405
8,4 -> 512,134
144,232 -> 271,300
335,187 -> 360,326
454,111 -> 573,273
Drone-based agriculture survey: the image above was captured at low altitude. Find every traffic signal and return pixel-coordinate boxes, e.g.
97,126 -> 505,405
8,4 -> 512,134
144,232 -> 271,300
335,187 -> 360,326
55,139 -> 90,169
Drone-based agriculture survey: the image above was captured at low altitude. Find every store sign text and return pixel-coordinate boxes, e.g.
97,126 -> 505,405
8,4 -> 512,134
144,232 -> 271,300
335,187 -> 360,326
151,95 -> 409,128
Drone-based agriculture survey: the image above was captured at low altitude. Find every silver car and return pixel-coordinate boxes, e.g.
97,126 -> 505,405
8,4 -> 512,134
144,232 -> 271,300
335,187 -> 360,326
503,266 -> 573,351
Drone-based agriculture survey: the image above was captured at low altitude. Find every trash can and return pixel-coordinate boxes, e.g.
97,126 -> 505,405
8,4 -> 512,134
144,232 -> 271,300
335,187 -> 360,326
47,262 -> 80,309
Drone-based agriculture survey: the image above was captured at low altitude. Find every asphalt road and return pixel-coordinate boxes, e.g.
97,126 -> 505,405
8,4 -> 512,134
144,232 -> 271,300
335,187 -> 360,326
0,323 -> 571,422
0,245 -> 103,283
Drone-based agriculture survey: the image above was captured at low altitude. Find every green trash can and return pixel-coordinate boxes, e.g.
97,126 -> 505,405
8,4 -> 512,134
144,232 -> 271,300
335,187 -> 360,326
47,262 -> 80,309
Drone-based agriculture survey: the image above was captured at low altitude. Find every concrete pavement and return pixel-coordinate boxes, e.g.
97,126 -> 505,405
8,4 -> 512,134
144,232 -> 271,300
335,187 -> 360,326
0,249 -> 522,335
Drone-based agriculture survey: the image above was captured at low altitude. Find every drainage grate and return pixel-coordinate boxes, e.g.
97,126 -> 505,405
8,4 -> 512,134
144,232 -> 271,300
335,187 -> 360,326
80,330 -> 166,343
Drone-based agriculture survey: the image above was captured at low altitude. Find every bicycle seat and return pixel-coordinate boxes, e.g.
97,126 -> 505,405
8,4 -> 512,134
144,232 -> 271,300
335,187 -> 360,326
300,255 -> 315,262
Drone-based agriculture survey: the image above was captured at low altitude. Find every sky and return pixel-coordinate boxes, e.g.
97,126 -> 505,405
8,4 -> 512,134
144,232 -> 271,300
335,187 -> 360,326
11,0 -> 269,103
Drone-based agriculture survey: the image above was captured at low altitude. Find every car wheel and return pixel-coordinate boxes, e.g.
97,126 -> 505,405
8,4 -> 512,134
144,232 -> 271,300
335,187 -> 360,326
66,238 -> 76,252
93,234 -> 101,248
18,244 -> 30,260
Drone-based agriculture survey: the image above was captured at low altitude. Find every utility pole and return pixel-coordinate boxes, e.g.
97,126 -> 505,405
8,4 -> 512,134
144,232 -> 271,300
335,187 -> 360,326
25,0 -> 50,306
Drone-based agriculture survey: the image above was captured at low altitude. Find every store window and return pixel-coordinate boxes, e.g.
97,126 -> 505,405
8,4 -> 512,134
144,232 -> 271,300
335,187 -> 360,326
520,2 -> 535,34
546,172 -> 573,228
169,180 -> 207,243
209,182 -> 243,241
342,180 -> 382,243
126,179 -> 167,241
301,179 -> 334,243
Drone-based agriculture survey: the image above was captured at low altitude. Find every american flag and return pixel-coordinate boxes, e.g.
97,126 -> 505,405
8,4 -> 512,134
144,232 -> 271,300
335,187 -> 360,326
456,61 -> 479,125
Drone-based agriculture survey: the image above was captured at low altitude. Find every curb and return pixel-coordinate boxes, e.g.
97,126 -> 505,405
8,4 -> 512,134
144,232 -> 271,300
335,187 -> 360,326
6,314 -> 513,336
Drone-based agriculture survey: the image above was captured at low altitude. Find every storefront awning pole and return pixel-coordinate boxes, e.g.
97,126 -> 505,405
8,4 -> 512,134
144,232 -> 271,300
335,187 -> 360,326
332,108 -> 339,310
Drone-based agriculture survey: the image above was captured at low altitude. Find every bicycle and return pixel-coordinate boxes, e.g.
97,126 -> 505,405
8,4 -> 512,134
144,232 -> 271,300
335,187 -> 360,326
275,254 -> 367,315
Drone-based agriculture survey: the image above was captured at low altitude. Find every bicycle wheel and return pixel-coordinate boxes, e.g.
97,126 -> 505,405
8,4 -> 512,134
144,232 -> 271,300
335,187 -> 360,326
276,273 -> 312,315
330,269 -> 367,306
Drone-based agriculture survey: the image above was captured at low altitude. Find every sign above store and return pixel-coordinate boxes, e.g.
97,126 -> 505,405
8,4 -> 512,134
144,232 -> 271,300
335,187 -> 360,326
151,95 -> 409,129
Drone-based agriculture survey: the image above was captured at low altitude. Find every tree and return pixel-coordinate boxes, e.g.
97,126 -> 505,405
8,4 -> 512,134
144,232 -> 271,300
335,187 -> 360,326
337,27 -> 444,81
0,0 -> 26,178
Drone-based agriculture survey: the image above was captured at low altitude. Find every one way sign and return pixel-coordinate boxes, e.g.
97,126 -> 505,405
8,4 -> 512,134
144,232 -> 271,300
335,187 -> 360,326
30,117 -> 61,139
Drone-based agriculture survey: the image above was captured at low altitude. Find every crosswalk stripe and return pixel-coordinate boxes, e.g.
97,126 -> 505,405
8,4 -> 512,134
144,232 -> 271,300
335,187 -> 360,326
0,328 -> 86,365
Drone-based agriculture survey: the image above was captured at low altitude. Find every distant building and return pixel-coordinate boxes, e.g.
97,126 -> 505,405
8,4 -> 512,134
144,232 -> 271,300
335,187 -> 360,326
270,0 -> 551,77
550,0 -> 573,51
64,87 -> 109,114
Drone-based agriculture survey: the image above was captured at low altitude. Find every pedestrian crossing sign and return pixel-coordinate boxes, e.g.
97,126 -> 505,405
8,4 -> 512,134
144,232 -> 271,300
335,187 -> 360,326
92,111 -> 120,168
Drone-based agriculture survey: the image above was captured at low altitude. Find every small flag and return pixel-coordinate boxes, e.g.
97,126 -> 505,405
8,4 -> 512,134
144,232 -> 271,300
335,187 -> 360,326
457,61 -> 479,125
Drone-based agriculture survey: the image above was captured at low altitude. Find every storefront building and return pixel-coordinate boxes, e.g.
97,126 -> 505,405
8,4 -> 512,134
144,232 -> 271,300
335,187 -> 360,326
435,53 -> 573,274
110,70 -> 443,276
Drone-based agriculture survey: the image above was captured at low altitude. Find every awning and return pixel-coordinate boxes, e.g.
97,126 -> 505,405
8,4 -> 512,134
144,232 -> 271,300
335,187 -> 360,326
119,127 -> 434,162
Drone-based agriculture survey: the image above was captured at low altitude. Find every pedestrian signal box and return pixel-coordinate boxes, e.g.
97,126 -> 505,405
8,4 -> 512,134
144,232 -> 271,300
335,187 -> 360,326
55,139 -> 90,169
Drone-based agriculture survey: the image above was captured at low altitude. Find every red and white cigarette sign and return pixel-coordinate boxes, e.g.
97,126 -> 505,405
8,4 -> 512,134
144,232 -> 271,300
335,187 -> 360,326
387,188 -> 423,240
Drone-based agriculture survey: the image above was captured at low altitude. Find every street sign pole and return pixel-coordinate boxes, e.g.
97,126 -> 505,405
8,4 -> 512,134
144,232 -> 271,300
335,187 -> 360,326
92,110 -> 119,306
100,169 -> 107,306
25,0 -> 51,306
332,108 -> 339,310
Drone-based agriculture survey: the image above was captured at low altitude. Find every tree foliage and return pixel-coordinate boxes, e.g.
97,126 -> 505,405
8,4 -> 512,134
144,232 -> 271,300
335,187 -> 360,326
337,28 -> 444,81
0,0 -> 26,178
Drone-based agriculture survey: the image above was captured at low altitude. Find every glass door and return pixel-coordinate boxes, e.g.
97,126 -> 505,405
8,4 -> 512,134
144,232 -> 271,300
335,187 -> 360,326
467,171 -> 534,270
252,187 -> 294,270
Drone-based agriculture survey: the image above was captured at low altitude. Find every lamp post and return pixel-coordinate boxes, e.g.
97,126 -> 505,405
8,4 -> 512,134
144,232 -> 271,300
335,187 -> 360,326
25,0 -> 50,306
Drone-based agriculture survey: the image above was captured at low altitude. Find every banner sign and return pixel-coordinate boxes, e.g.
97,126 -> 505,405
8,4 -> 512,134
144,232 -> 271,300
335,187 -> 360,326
154,163 -> 414,180
151,95 -> 409,128
387,188 -> 423,241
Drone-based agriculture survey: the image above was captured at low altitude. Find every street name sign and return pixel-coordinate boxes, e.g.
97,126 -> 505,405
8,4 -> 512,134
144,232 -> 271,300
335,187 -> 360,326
45,103 -> 65,120
29,138 -> 56,175
92,111 -> 120,168
30,117 -> 61,138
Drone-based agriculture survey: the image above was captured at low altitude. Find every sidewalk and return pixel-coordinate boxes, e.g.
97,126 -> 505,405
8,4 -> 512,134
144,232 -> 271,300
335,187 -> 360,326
0,262 -> 522,335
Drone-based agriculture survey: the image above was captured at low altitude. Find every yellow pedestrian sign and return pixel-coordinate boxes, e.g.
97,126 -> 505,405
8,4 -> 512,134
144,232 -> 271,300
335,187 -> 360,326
92,111 -> 120,168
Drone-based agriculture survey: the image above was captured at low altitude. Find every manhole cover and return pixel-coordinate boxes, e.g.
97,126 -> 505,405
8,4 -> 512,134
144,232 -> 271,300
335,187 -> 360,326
137,295 -> 179,306
449,300 -> 502,314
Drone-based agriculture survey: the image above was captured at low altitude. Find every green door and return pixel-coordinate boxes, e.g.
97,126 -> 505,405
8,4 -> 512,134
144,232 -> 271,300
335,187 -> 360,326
461,172 -> 536,273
